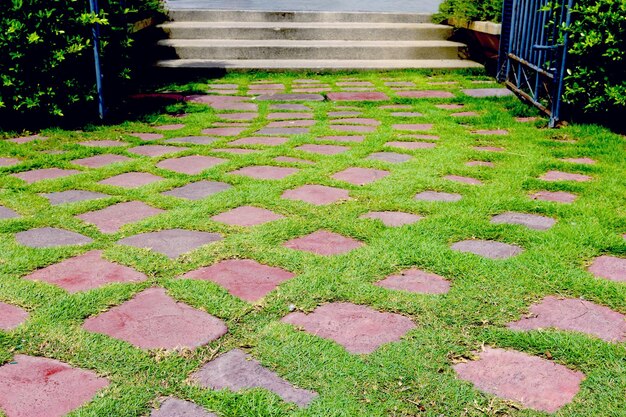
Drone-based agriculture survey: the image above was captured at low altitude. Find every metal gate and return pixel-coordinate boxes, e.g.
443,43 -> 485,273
497,0 -> 574,127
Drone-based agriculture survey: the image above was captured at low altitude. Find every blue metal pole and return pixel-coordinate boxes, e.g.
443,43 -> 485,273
89,0 -> 106,120
551,0 -> 574,127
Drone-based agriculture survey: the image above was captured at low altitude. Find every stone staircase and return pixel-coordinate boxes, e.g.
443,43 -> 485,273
155,9 -> 482,70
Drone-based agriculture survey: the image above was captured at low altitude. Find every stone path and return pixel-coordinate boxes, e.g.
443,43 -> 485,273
0,75 -> 624,417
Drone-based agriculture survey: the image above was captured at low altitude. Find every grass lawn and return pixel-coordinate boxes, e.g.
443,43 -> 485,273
0,69 -> 625,417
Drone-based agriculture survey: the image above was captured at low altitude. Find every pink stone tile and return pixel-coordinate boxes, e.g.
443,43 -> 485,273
128,145 -> 187,157
473,146 -> 504,152
296,144 -> 349,155
80,140 -> 127,148
284,230 -> 363,256
201,127 -> 247,136
386,141 -> 436,150
329,118 -> 380,126
392,123 -> 433,131
267,120 -> 315,128
331,125 -> 376,133
217,112 -> 258,121
0,302 -> 28,330
83,288 -> 227,349
274,156 -> 314,165
155,123 -> 185,131
328,111 -> 362,117
530,191 -> 578,203
183,259 -> 294,302
187,95 -> 257,111
491,212 -> 556,231
318,135 -> 364,143
0,206 -> 19,219
332,167 -> 389,185
72,154 -> 131,168
0,355 -> 109,417
559,157 -> 596,165
192,349 -> 317,407
44,191 -> 104,206
397,90 -> 455,99
360,211 -> 423,227
230,136 -> 288,146
230,166 -> 299,180
445,175 -> 482,185
267,112 -> 313,120
385,81 -> 415,87
282,185 -> 350,205
337,81 -> 374,87
367,152 -> 412,163
150,398 -> 217,417
466,161 -> 494,167
540,171 -> 592,182
256,127 -> 310,135
162,181 -> 232,200
129,133 -> 164,141
0,157 -> 21,167
376,268 -> 450,294
212,206 -> 284,227
117,229 -> 222,259
256,93 -> 324,102
249,83 -> 285,90
454,348 -> 584,413
16,227 -> 93,248
12,168 -> 81,184
282,302 -> 415,354
157,155 -> 226,174
271,104 -> 310,111
99,172 -> 163,188
327,92 -> 389,101
212,148 -> 260,155
588,255 -> 626,282
451,239 -> 523,259
415,191 -> 462,202
25,250 -> 146,293
508,296 -> 626,342
472,129 -> 509,135
166,136 -> 219,145
77,201 -> 164,233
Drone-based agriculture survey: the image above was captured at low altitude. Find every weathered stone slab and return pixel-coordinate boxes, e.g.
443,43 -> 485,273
0,157 -> 20,167
72,154 -> 131,168
0,302 -> 28,330
385,141 -> 436,150
296,144 -> 349,155
540,171 -> 591,182
79,140 -> 127,148
12,168 -> 81,184
157,155 -> 226,174
415,191 -> 462,202
165,136 -> 220,145
444,175 -> 482,185
530,190 -> 577,203
99,172 -> 163,188
162,181 -> 231,200
16,227 -> 93,248
327,92 -> 388,101
256,127 -> 310,135
77,201 -> 164,233
367,152 -> 412,163
230,137 -> 288,146
397,90 -> 454,99
392,124 -> 433,131
376,268 -> 450,294
129,133 -> 164,141
318,135 -> 364,143
0,206 -> 19,220
588,255 -> 626,282
150,398 -> 217,417
256,94 -> 324,101
230,166 -> 299,180
282,185 -> 349,205
462,88 -> 514,97
332,167 -> 389,185
128,145 -> 187,157
201,127 -> 247,137
42,190 -> 108,206
360,211 -> 423,227
451,240 -> 523,259
491,212 -> 556,230
284,230 -> 362,256
155,123 -> 185,131
117,229 -> 222,258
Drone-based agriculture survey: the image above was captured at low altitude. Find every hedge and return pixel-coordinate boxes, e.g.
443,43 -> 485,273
0,0 -> 163,127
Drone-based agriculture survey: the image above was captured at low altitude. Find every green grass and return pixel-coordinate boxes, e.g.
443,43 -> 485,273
0,69 -> 625,417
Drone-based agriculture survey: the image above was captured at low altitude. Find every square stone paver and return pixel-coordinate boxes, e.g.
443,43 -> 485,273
445,175 -> 483,185
392,124 -> 433,132
267,120 -> 315,128
0,355 -> 109,417
540,171 -> 591,182
319,135 -> 365,143
41,190 -> 109,206
16,227 -> 93,248
491,212 -> 556,231
162,181 -> 232,200
217,113 -> 258,121
256,127 -> 310,135
332,167 -> 389,185
385,141 -> 436,150
0,206 -> 19,220
230,137 -> 288,146
128,145 -> 187,157
83,288 -> 227,349
453,348 -> 584,413
0,157 -> 21,167
79,140 -> 127,148
329,118 -> 380,126
98,172 -> 163,188
271,104 -> 310,111
296,144 -> 349,155
150,398 -> 217,417
12,168 -> 81,184
183,259 -> 295,302
212,206 -> 284,227
0,302 -> 28,330
229,166 -> 299,180
256,93 -> 324,101
451,240 -> 523,259
587,255 -> 626,282
327,92 -> 389,101
24,250 -> 147,293
282,302 -> 415,354
192,349 -> 317,407
166,136 -> 220,145
367,152 -> 412,164
397,90 -> 455,99
77,201 -> 164,233
360,211 -> 423,227
330,125 -> 377,133
72,154 -> 131,168
376,268 -> 450,294
282,185 -> 349,205
508,296 -> 626,342
117,229 -> 222,258
201,127 -> 247,136
415,191 -> 462,202
284,230 -> 363,256
129,133 -> 164,141
267,112 -> 313,120
530,191 -> 578,203
157,155 -> 226,174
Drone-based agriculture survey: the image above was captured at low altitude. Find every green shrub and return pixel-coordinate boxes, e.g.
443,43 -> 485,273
0,0 -> 163,126
434,0 -> 503,24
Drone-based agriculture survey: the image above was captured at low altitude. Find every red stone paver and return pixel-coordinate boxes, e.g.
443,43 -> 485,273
397,90 -> 454,99
192,349 -> 317,407
361,211 -> 423,227
508,296 -> 626,342
385,81 -> 415,87
491,212 -> 556,231
453,347 -> 584,413
212,206 -> 284,226
77,201 -> 164,233
268,120 -> 315,128
330,125 -> 377,133
282,302 -> 415,354
403,134 -> 440,140
0,206 -> 19,219
187,95 -> 257,111
367,152 -> 412,163
83,288 -> 227,349
329,118 -> 380,126
385,141 -> 436,150
540,171 -> 591,182
327,92 -> 389,101
256,127 -> 310,135
530,190 -> 577,203
588,255 -> 626,282
392,123 -> 433,131
445,175 -> 483,185
376,268 -> 450,294
25,250 -> 146,293
157,155 -> 226,174
0,157 -> 20,167
166,136 -> 220,145
284,230 -> 363,256
183,259 -> 294,302
267,112 -> 313,120
230,166 -> 299,180
129,133 -> 164,141
271,104 -> 310,111
257,93 -> 324,101
415,191 -> 462,202
201,127 -> 247,136
559,157 -> 596,165
0,302 -> 28,330
217,113 -> 258,121
72,154 -> 131,168
0,354 -> 109,417
296,144 -> 349,155
128,145 -> 187,157
212,148 -> 260,155
381,105 -> 412,110
319,135 -> 365,143
12,168 -> 81,184
162,181 -> 232,200
332,167 -> 389,185
390,111 -> 424,117
16,227 -> 93,248
282,185 -> 350,205
42,190 -> 108,206
337,81 -> 374,87
80,140 -> 127,148
328,111 -> 362,117
451,240 -> 523,259
118,229 -> 221,258
150,398 -> 217,417
98,172 -> 163,188
230,136 -> 288,146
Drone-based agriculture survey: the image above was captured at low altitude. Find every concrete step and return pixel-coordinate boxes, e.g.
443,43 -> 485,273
158,21 -> 452,41
167,9 -> 434,23
155,59 -> 483,70
157,39 -> 465,60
